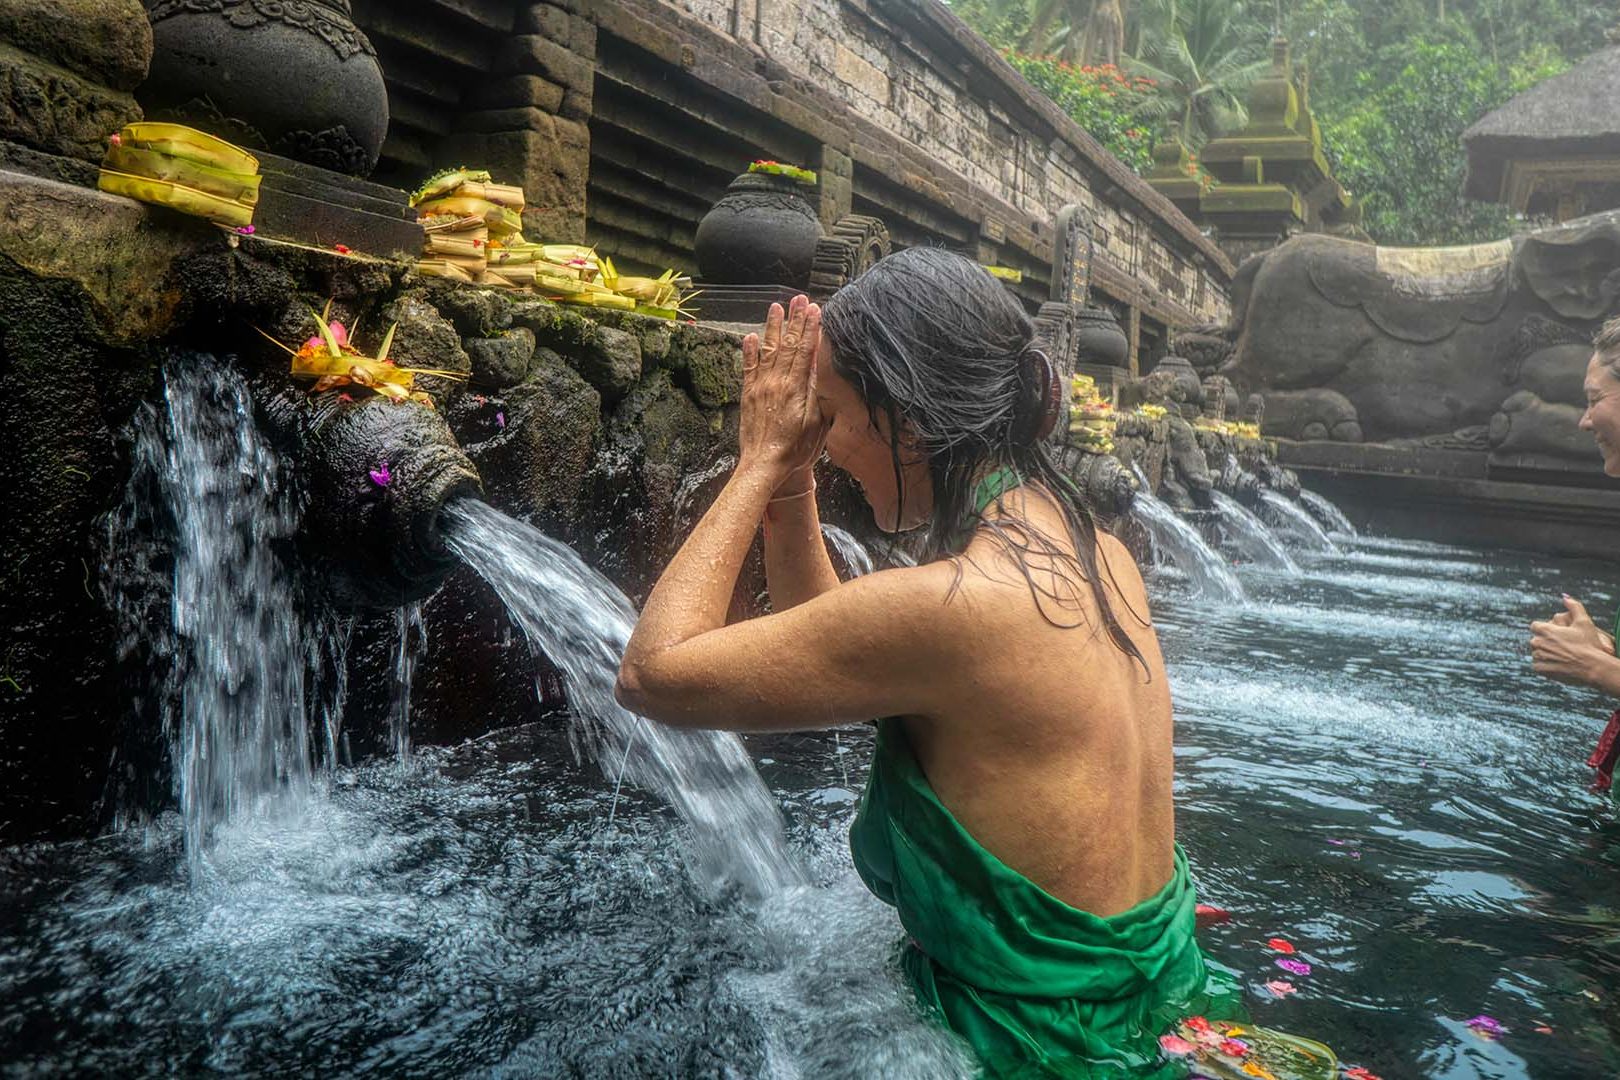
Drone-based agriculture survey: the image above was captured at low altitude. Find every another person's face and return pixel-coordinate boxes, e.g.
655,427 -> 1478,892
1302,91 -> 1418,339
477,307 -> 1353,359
1579,352 -> 1620,477
815,344 -> 933,532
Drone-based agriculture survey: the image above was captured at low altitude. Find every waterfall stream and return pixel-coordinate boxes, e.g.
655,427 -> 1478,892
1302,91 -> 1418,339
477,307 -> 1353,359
1211,491 -> 1299,573
1299,489 -> 1358,537
111,357 -> 315,872
442,498 -> 804,899
1126,467 -> 1245,602
1260,490 -> 1339,552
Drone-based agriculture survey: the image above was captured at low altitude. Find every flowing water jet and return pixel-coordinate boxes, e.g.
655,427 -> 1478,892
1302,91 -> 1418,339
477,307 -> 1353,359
1211,491 -> 1298,573
441,498 -> 804,899
1299,489 -> 1358,537
821,522 -> 876,577
1260,489 -> 1339,553
1127,467 -> 1245,602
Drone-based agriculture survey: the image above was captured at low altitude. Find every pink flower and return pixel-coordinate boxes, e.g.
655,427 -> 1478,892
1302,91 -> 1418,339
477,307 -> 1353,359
1465,1015 -> 1505,1039
108,132 -> 122,146
334,244 -> 352,255
1158,1034 -> 1196,1056
495,411 -> 506,429
1276,958 -> 1312,976
369,461 -> 391,487
236,224 -> 255,235
1264,979 -> 1296,996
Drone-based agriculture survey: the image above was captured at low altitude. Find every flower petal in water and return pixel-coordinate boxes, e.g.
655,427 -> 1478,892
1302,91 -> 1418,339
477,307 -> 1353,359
1465,1014 -> 1505,1039
1158,1034 -> 1196,1056
1266,937 -> 1296,954
1276,958 -> 1312,976
1264,979 -> 1296,996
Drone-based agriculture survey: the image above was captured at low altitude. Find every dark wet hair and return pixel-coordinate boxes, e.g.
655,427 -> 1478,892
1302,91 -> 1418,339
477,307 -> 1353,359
820,246 -> 1148,670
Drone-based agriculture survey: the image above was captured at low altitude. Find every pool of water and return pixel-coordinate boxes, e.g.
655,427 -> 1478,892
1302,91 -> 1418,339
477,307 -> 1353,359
4,534 -> 1620,1077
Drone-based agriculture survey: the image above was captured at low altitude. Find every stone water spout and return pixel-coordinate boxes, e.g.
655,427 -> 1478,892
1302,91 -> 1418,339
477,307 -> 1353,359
259,389 -> 483,607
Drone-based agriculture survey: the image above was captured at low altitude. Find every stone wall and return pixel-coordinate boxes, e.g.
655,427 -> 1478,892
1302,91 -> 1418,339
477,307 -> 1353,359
0,170 -> 767,843
590,0 -> 1231,351
345,0 -> 1230,368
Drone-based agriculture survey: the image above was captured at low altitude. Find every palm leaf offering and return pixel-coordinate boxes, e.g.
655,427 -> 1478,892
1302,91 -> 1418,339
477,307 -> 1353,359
409,169 -> 694,318
97,122 -> 260,228
257,305 -> 468,408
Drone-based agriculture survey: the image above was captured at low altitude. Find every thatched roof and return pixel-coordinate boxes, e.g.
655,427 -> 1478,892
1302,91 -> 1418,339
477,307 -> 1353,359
1464,46 -> 1620,202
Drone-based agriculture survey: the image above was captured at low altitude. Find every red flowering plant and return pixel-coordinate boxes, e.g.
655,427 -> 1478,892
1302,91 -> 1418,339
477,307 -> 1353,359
1001,53 -> 1157,173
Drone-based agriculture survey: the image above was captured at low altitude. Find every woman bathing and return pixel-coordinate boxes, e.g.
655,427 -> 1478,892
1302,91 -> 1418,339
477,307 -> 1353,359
618,249 -> 1213,1076
1531,318 -> 1620,790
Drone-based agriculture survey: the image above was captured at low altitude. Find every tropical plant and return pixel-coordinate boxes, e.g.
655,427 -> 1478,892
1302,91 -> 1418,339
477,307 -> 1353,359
1125,0 -> 1271,147
1002,54 -> 1159,171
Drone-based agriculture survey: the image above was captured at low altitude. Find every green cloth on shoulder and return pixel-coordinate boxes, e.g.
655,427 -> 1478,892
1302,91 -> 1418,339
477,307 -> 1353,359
850,719 -> 1227,1078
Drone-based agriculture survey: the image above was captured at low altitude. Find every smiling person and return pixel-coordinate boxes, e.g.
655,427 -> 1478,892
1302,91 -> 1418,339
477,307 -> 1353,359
617,248 -> 1218,1076
1531,317 -> 1620,791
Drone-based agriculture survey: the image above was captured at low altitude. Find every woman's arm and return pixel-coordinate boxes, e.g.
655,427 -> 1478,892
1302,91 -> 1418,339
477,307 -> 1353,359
763,465 -> 841,611
621,296 -> 844,716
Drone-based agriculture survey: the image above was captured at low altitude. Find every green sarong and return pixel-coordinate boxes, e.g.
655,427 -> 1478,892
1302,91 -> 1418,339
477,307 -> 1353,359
850,718 -> 1217,1078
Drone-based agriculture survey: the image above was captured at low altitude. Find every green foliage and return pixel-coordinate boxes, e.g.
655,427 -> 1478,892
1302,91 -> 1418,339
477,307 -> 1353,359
1322,41 -> 1558,245
1127,0 -> 1272,147
1002,53 -> 1159,171
952,0 -> 1616,244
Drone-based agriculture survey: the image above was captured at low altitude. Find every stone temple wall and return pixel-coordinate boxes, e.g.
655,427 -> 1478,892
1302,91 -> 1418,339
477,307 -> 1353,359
346,0 -> 1230,370
661,0 -> 1227,326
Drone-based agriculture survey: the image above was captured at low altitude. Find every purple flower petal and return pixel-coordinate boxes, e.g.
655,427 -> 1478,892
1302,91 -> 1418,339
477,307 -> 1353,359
495,411 -> 506,429
1276,958 -> 1312,976
369,461 -> 391,487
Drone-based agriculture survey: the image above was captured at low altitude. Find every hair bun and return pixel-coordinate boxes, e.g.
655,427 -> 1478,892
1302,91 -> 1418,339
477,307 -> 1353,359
1012,347 -> 1061,445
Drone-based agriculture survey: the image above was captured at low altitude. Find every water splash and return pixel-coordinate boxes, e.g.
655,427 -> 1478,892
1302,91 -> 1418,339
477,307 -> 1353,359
390,603 -> 426,763
1127,467 -> 1244,602
1299,489 -> 1358,537
821,523 -> 876,578
442,498 -> 804,899
1211,491 -> 1298,573
672,452 -> 737,525
1260,490 -> 1339,553
112,357 -> 314,872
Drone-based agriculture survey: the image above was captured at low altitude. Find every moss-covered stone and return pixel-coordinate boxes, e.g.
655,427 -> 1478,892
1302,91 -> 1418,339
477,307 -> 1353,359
429,285 -> 515,339
0,0 -> 151,91
379,293 -> 471,403
465,327 -> 537,389
577,324 -> 641,401
0,43 -> 142,161
450,345 -> 601,526
665,323 -> 743,408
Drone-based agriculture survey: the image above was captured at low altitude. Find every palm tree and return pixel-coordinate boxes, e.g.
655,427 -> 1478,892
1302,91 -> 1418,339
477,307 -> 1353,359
1126,0 -> 1271,146
1023,0 -> 1097,62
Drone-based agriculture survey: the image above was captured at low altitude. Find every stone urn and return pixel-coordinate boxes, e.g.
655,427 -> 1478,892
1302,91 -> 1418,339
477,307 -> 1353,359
139,0 -> 389,176
1073,306 -> 1129,367
694,171 -> 823,287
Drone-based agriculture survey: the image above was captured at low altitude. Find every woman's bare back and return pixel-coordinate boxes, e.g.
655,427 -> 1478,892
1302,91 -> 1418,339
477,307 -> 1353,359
896,488 -> 1177,917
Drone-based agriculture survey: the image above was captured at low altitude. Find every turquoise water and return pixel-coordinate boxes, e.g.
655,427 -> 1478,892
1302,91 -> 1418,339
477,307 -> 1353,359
3,533 -> 1619,1077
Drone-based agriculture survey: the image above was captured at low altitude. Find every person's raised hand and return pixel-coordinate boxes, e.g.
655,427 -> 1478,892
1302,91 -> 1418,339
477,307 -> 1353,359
1532,596 -> 1617,688
739,295 -> 829,487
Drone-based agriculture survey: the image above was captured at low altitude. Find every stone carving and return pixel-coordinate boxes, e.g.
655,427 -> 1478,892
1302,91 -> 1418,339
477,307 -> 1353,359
809,214 -> 890,295
139,0 -> 388,175
1218,215 -> 1620,453
148,0 -> 376,60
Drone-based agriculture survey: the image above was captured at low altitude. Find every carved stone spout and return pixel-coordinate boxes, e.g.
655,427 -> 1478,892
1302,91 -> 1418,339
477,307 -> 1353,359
259,391 -> 483,607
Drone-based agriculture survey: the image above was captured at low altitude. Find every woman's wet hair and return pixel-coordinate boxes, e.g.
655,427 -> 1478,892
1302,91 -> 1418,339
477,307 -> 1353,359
820,245 -> 1149,671
1595,316 -> 1620,380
